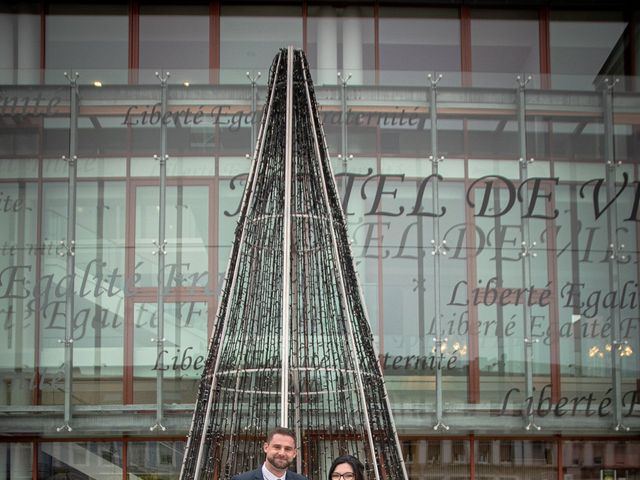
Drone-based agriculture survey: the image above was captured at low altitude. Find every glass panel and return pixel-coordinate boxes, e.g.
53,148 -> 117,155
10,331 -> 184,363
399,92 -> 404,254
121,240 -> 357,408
0,182 -> 37,407
476,440 -> 557,480
550,12 -> 627,90
219,156 -> 251,177
0,126 -> 38,156
467,118 -> 520,160
471,10 -> 540,88
218,110 -> 257,157
379,111 -> 430,158
382,178 -> 469,407
218,167 -> 246,302
43,107 -> 71,157
403,439 -> 471,479
166,113 -> 218,157
134,184 -> 210,289
139,5 -> 209,84
0,159 -> 38,179
0,7 -> 41,85
39,182 -> 68,405
37,181 -> 126,406
131,156 -> 215,177
439,118 -> 465,159
132,302 -> 208,404
77,157 -> 126,177
45,5 -> 128,84
307,5 -> 375,86
78,115 -> 129,158
555,182 -> 611,401
332,158 -> 381,346
38,441 -> 123,479
0,442 -> 32,479
550,120 -> 605,161
220,5 -> 302,83
379,7 -> 461,87
127,441 -> 186,479
472,177 -> 552,404
563,440 -> 640,480
73,181 -> 126,405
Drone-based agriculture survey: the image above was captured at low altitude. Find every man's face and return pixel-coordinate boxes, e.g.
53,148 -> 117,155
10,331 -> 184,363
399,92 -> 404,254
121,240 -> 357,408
263,434 -> 297,472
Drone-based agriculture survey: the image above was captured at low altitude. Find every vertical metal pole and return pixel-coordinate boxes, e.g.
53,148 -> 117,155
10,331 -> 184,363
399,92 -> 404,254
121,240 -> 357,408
428,73 -> 449,432
601,78 -> 629,432
280,46 -> 294,428
516,75 -> 540,431
151,70 -> 170,433
56,71 -> 79,433
338,72 -> 352,203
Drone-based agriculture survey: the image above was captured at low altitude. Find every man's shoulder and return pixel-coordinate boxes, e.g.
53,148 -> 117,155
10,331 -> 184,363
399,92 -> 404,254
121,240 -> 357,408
287,471 -> 309,480
231,468 -> 262,480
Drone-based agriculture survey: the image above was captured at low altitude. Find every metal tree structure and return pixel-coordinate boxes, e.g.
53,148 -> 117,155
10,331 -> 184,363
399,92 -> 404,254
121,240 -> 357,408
180,47 -> 408,480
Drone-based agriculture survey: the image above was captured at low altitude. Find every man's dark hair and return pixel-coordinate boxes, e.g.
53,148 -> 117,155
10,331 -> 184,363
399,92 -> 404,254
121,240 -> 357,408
266,426 -> 296,444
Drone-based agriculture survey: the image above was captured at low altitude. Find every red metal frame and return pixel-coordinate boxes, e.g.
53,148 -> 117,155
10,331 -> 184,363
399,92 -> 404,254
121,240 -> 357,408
128,0 -> 140,84
39,1 -> 45,73
460,7 -> 472,87
539,8 -> 551,89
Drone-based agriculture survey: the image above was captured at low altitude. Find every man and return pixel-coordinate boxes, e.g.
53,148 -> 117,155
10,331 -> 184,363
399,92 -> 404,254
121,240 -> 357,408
232,427 -> 308,480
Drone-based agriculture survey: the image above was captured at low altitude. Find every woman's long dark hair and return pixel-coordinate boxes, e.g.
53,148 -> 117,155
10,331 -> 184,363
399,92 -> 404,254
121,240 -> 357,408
328,455 -> 365,480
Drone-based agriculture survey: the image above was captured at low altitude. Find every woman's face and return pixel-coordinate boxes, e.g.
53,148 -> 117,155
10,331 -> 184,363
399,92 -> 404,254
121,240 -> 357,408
330,462 -> 355,480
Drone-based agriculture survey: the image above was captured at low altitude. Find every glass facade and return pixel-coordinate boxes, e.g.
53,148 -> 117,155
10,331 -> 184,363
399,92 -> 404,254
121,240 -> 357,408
139,5 -> 210,84
0,2 -> 639,479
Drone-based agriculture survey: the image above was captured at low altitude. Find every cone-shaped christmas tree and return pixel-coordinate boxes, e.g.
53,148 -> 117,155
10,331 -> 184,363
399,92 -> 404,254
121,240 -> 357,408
180,47 -> 408,480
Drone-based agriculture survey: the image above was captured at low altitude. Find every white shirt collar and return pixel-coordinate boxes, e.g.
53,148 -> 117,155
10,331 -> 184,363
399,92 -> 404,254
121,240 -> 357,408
262,463 -> 287,480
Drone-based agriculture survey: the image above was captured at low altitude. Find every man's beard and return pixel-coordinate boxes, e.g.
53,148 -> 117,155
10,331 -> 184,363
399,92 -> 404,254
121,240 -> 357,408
267,454 -> 292,470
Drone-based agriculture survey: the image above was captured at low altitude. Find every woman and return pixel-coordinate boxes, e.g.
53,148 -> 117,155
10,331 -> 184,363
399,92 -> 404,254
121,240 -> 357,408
328,455 -> 366,480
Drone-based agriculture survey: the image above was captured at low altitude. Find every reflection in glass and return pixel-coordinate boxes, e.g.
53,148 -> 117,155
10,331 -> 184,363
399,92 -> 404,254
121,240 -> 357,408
307,5 -> 374,85
33,181 -> 128,407
0,442 -> 32,479
140,5 -> 209,85
133,302 -> 208,404
563,441 -> 640,480
379,7 -> 461,86
382,178 -> 469,405
73,181 -> 126,405
0,7 -> 41,85
472,182 -> 552,404
550,12 -> 627,90
402,439 -> 470,479
550,119 -> 604,161
476,440 -> 556,479
0,182 -> 37,407
128,441 -> 186,479
471,10 -> 540,88
38,441 -> 123,478
134,184 -> 210,289
554,183 -> 627,402
78,116 -> 129,158
39,182 -> 68,406
45,5 -> 128,84
220,5 -> 302,83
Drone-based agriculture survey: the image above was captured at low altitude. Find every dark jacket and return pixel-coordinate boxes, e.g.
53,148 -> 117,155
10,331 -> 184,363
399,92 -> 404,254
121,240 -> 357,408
232,467 -> 309,480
